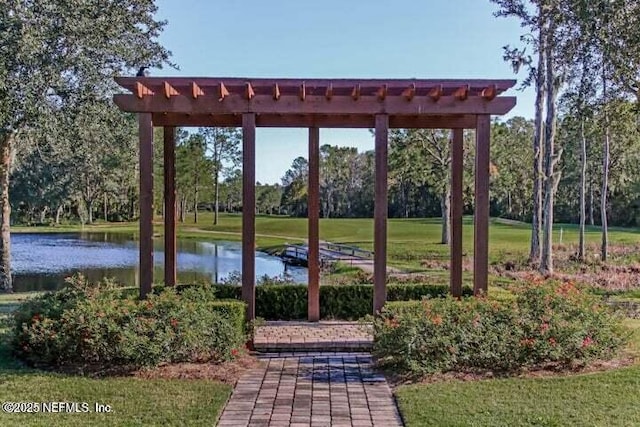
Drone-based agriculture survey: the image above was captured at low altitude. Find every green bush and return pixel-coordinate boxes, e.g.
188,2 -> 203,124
12,276 -> 246,369
373,281 -> 629,376
170,283 -> 472,320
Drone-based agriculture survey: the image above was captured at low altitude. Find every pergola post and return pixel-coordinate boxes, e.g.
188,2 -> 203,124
308,127 -> 320,322
374,114 -> 389,313
242,113 -> 256,320
163,126 -> 177,287
474,115 -> 491,296
450,128 -> 464,297
138,113 -> 154,298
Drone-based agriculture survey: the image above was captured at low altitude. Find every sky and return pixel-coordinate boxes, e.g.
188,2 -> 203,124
153,0 -> 533,184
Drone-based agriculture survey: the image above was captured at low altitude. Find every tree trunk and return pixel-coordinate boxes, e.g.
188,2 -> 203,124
579,119 -> 587,261
529,28 -> 546,264
87,200 -> 93,224
103,193 -> 108,222
39,206 -> 48,223
179,197 -> 185,223
601,67 -> 610,262
589,182 -> 595,225
540,23 -> 560,275
55,205 -> 64,225
194,185 -> 199,224
441,187 -> 451,245
214,169 -> 219,225
0,132 -> 14,292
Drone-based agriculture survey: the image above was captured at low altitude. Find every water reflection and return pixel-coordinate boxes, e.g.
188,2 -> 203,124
11,232 -> 307,292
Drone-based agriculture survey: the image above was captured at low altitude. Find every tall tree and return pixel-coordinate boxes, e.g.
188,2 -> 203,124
492,0 -> 547,264
493,0 -> 574,273
200,127 -> 241,225
0,0 -> 171,292
176,133 -> 214,224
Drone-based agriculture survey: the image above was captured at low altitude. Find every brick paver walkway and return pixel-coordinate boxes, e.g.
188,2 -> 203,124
254,321 -> 373,352
217,352 -> 403,427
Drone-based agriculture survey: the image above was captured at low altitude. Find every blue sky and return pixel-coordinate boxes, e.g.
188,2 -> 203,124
154,0 -> 533,184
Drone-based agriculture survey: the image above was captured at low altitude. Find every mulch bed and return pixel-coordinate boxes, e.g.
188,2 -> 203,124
134,354 -> 263,384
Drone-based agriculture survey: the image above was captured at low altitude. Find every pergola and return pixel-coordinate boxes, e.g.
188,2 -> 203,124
113,77 -> 516,321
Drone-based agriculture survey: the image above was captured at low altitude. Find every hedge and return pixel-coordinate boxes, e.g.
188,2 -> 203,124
373,282 -> 629,375
167,283 -> 474,320
12,277 -> 247,369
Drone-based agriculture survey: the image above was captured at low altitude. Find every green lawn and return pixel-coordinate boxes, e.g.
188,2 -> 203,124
0,294 -> 232,427
14,213 -> 640,271
395,319 -> 640,427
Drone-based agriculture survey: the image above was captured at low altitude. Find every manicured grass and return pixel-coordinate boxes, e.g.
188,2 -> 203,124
395,319 -> 640,427
0,297 -> 232,426
14,213 -> 640,271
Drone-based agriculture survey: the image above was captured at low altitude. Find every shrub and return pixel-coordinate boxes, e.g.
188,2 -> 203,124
171,282 -> 473,320
373,281 -> 628,376
12,276 -> 246,369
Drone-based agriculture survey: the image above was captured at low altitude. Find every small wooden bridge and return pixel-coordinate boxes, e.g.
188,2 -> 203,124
281,242 -> 373,267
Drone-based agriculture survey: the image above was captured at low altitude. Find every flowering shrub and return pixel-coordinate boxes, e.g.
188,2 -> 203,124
373,281 -> 628,376
12,275 -> 246,369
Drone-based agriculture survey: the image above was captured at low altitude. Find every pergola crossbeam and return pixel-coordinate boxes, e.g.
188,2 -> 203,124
113,94 -> 516,116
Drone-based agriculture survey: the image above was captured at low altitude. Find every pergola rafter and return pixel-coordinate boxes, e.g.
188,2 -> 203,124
113,76 -> 516,322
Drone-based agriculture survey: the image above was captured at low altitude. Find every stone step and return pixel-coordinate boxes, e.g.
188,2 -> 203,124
253,320 -> 374,353
253,339 -> 373,353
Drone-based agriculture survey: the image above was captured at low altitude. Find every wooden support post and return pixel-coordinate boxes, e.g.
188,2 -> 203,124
474,115 -> 491,296
163,126 -> 177,287
242,113 -> 256,320
308,127 -> 320,322
374,114 -> 389,313
138,113 -> 154,298
450,128 -> 464,297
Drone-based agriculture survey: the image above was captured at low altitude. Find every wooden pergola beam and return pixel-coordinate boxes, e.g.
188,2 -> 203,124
377,84 -> 388,101
163,126 -> 177,287
135,82 -> 154,99
402,83 -> 416,101
138,113 -> 154,298
116,77 -> 517,95
163,82 -> 178,99
273,83 -> 281,100
374,114 -> 389,313
450,128 -> 464,298
242,113 -> 256,320
150,113 -> 480,129
114,94 -> 517,116
325,84 -> 333,100
308,127 -> 320,322
219,82 -> 230,101
245,82 -> 255,100
474,115 -> 491,296
481,84 -> 497,101
454,85 -> 470,101
429,85 -> 443,102
191,82 -> 204,99
352,84 -> 361,101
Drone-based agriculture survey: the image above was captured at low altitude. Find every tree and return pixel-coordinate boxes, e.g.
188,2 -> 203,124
492,0 -> 547,264
493,0 -> 575,273
0,0 -> 171,292
200,127 -> 241,225
389,129 -> 453,244
491,117 -> 535,220
176,133 -> 214,224
281,157 -> 308,216
257,184 -> 282,214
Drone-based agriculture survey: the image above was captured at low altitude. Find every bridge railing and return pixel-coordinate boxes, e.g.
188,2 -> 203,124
322,242 -> 373,259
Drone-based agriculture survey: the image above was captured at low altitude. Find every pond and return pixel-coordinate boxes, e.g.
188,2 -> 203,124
11,232 -> 307,292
